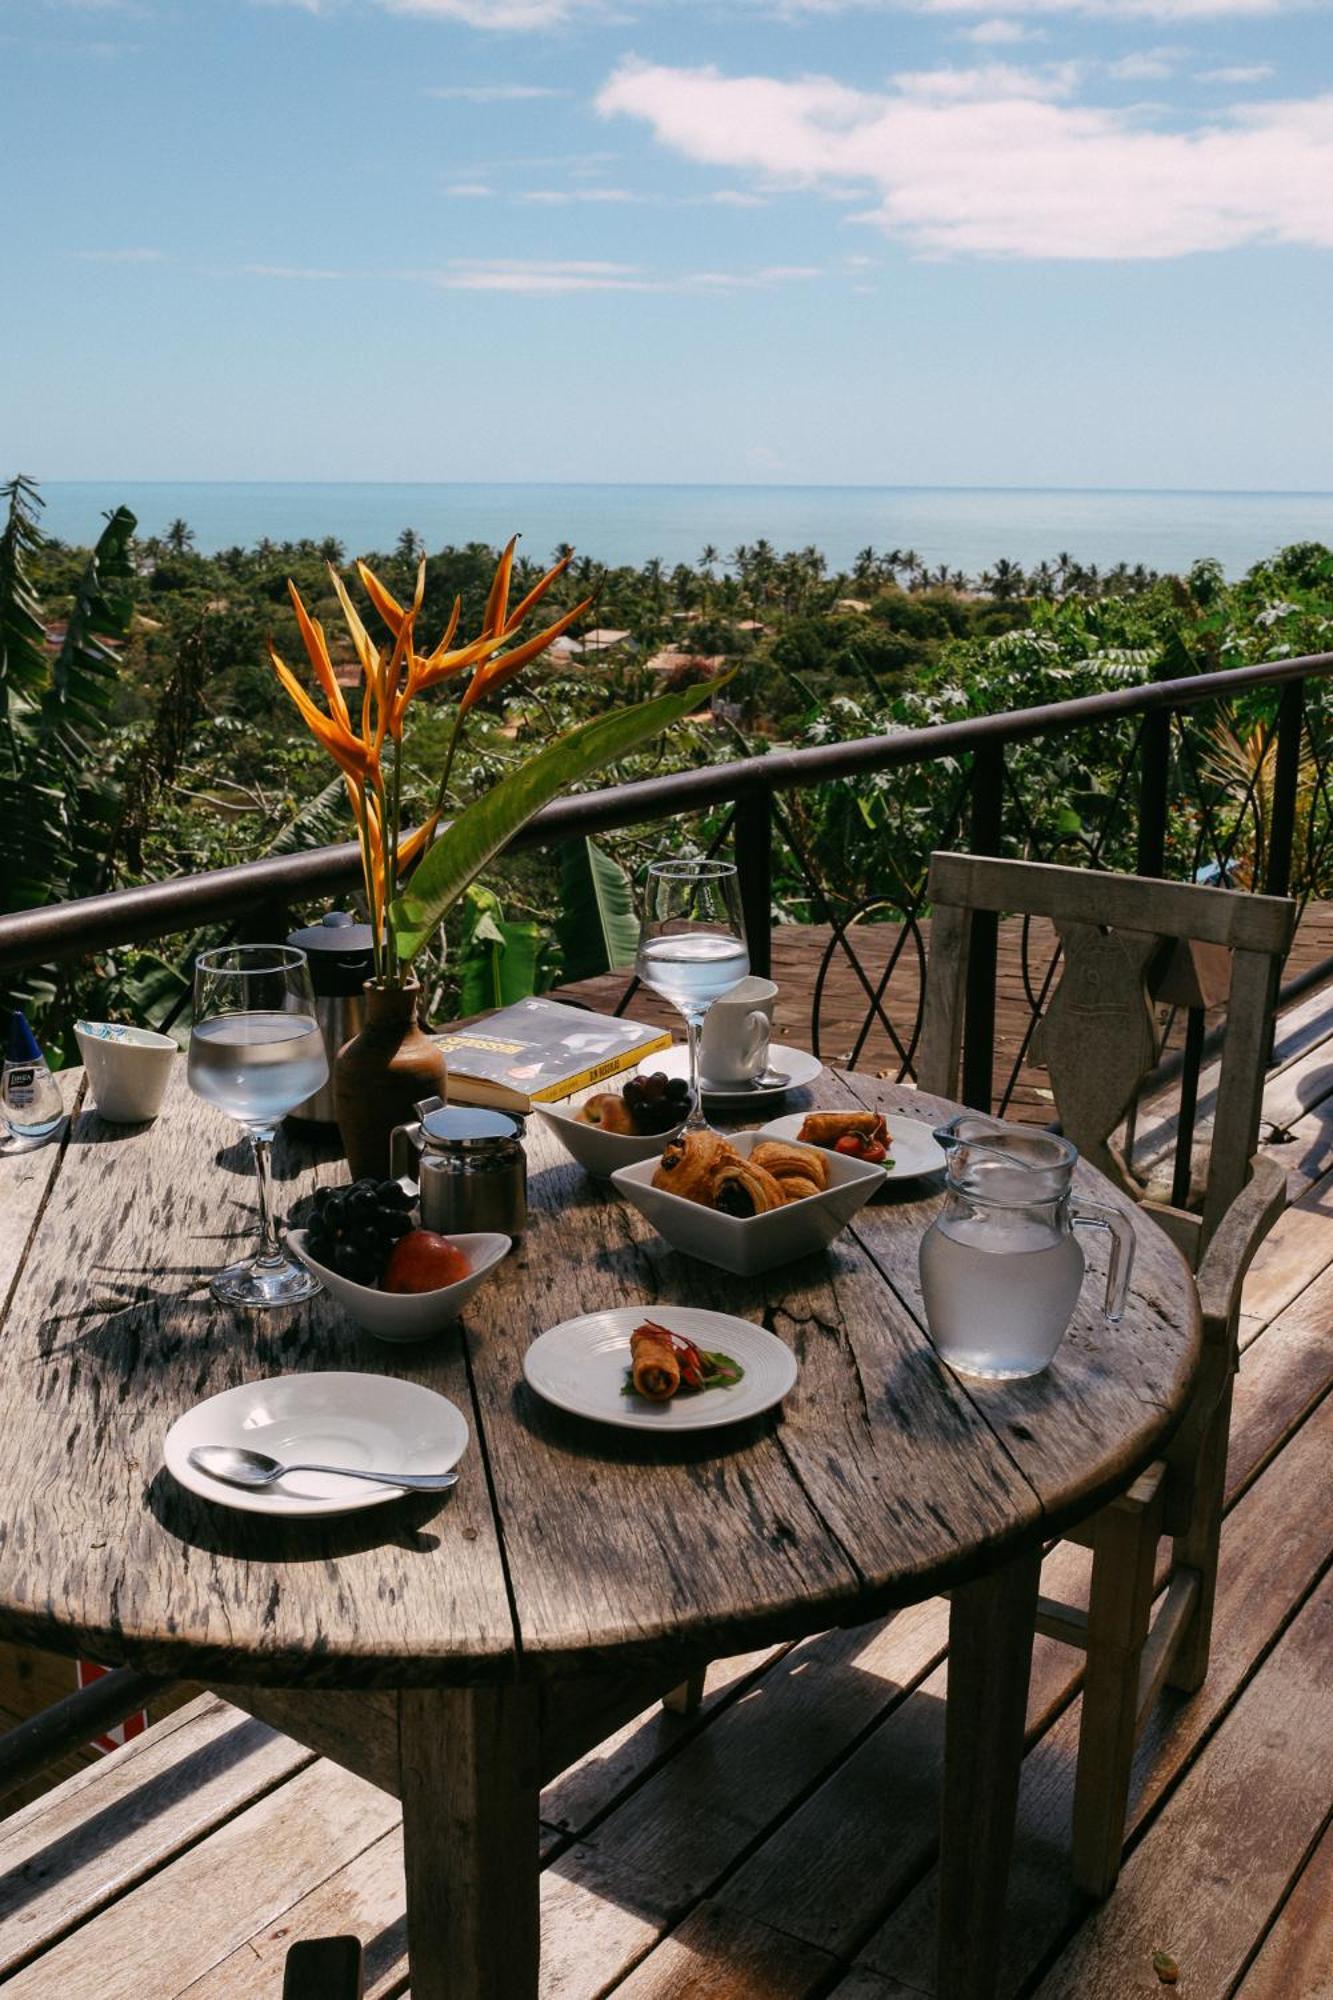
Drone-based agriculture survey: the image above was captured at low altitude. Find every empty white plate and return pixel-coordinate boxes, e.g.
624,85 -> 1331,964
523,1306 -> 797,1433
164,1370 -> 469,1518
758,1110 -> 947,1183
638,1043 -> 823,1105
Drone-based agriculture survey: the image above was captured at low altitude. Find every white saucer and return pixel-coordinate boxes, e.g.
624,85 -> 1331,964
758,1110 -> 947,1183
164,1371 -> 469,1518
638,1042 -> 823,1106
523,1306 -> 797,1433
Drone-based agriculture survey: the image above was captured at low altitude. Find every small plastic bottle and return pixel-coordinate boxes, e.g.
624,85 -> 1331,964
2,1012 -> 65,1142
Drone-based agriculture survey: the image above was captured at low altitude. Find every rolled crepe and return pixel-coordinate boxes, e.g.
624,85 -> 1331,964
713,1156 -> 787,1216
797,1111 -> 888,1148
630,1322 -> 681,1400
751,1139 -> 828,1200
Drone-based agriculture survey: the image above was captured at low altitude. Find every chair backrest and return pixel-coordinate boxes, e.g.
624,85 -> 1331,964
917,853 -> 1296,1262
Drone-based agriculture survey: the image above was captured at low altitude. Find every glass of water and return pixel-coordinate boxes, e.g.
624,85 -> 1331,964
636,858 -> 749,1132
188,944 -> 329,1308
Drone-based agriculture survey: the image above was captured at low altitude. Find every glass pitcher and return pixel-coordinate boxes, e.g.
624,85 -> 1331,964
919,1115 -> 1135,1380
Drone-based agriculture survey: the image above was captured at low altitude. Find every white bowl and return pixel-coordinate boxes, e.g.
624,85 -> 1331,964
75,1021 -> 177,1123
610,1129 -> 882,1277
289,1229 -> 511,1343
536,1099 -> 686,1181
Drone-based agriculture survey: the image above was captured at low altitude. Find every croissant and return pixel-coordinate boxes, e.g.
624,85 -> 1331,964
750,1140 -> 828,1202
712,1154 -> 788,1216
653,1130 -> 734,1202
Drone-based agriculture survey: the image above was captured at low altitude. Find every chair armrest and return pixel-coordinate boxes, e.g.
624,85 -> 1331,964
1195,1154 -> 1287,1336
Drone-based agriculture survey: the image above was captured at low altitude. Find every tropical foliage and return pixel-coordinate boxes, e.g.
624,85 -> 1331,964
6,475 -> 1333,1058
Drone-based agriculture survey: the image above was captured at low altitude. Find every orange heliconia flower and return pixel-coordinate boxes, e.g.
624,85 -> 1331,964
268,539 -> 594,966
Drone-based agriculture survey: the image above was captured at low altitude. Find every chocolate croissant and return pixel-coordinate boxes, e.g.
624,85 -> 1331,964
653,1130 -> 734,1203
750,1139 -> 828,1202
712,1155 -> 787,1217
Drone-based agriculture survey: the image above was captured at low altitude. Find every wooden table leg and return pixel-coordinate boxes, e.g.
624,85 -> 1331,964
937,1544 -> 1042,2000
398,1682 -> 540,2000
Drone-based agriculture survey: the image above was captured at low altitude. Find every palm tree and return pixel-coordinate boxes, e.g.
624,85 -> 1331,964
396,528 -> 425,566
852,546 -> 878,590
319,535 -> 346,566
163,518 -> 194,556
981,557 -> 1026,602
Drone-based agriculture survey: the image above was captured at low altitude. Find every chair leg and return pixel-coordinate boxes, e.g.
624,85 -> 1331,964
662,1669 -> 707,1716
1071,1487 -> 1162,1899
1164,1374 -> 1235,1696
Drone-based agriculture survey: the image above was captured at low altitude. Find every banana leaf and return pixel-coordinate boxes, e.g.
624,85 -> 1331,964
391,676 -> 723,966
456,887 -> 546,1013
42,506 -> 136,754
557,837 -> 639,982
265,774 -> 352,856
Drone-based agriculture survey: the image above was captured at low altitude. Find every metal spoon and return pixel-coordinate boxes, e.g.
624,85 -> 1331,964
188,1444 -> 460,1494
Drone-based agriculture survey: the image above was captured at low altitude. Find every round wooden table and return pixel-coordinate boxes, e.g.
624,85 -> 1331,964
0,1067 -> 1200,2000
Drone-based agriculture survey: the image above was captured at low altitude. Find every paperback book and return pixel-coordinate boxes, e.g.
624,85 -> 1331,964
433,998 -> 672,1113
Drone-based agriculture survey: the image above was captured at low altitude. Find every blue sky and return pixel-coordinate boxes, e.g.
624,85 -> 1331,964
3,0 -> 1330,488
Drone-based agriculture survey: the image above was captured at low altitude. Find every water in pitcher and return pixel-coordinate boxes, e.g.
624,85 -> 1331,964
919,1209 -> 1085,1379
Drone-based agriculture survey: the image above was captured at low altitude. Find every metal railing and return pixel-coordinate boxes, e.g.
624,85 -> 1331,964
3,648 -> 1332,1117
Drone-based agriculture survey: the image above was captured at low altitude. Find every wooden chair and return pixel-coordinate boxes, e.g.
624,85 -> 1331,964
916,852 -> 1295,1897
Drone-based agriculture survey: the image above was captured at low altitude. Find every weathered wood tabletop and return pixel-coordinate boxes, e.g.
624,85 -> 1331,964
0,1062 -> 1200,2000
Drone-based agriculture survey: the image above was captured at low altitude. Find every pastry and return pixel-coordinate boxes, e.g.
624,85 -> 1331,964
796,1110 -> 890,1164
712,1153 -> 787,1217
750,1139 -> 828,1202
653,1130 -> 735,1202
630,1322 -> 681,1399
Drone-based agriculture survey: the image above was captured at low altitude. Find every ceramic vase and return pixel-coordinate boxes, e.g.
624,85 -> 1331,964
333,980 -> 446,1180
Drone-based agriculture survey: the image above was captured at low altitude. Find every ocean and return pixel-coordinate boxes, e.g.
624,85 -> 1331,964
38,481 -> 1333,581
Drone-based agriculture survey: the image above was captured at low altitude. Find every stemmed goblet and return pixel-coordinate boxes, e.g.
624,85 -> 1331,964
636,858 -> 749,1132
187,944 -> 329,1307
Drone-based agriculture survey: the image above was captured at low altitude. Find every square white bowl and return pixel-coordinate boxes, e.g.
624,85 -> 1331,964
289,1229 -> 511,1343
536,1099 -> 686,1181
610,1129 -> 882,1276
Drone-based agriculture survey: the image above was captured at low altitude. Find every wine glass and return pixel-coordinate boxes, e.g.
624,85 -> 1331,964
636,859 -> 749,1132
187,944 -> 329,1308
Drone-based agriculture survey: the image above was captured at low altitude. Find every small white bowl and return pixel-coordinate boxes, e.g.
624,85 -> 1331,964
75,1021 -> 177,1123
536,1099 -> 686,1181
289,1229 -> 511,1343
610,1130 -> 882,1277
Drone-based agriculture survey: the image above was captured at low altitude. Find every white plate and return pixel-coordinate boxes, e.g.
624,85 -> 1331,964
163,1371 -> 469,1518
523,1306 -> 797,1433
758,1111 -> 947,1183
637,1042 -> 823,1105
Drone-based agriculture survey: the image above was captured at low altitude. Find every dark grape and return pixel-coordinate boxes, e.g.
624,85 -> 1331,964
300,1176 -> 421,1287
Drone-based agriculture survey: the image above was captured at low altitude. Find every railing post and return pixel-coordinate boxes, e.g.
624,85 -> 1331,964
1136,707 -> 1171,879
1265,679 -> 1304,900
734,785 -> 773,980
963,740 -> 1004,1113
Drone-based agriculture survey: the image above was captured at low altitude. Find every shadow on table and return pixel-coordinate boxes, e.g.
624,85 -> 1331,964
144,1463 -> 451,1565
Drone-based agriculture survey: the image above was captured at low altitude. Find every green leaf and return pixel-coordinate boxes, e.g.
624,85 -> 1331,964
42,505 -> 137,754
455,886 -> 545,1012
556,836 -> 639,982
391,676 -> 724,966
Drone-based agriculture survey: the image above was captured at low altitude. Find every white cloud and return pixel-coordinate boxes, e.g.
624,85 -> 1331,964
432,257 -> 823,292
1105,45 -> 1179,78
518,185 -> 647,201
597,58 -> 1333,260
958,17 -> 1044,39
382,0 -> 604,23
1199,63 -> 1276,82
242,263 -> 350,279
444,181 -> 495,195
426,82 -> 566,99
76,246 -> 165,262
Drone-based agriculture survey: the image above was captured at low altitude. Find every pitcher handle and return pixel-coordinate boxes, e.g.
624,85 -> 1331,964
1070,1199 -> 1135,1324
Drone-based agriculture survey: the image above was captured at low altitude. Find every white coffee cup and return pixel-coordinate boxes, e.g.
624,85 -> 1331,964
74,1022 -> 178,1124
700,976 -> 777,1086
